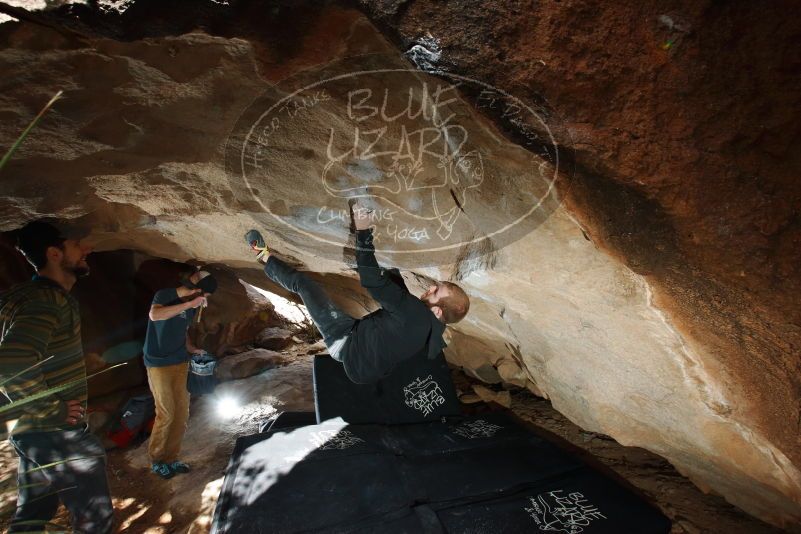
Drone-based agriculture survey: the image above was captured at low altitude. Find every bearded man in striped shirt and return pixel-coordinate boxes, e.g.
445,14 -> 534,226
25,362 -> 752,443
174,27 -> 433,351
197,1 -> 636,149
0,220 -> 113,534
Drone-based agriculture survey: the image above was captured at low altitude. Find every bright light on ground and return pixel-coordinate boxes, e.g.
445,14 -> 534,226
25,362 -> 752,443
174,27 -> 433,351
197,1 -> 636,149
217,395 -> 241,419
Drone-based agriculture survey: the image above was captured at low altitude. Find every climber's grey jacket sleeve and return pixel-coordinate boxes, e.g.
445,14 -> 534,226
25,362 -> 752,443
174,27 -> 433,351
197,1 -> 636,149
355,229 -> 407,313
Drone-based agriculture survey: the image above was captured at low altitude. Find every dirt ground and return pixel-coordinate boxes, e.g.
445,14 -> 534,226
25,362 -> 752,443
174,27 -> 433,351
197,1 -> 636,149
0,349 -> 784,533
0,346 -> 316,534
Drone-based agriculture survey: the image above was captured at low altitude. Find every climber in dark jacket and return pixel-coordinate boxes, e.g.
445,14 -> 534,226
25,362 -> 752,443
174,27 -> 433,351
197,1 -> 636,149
246,202 -> 470,384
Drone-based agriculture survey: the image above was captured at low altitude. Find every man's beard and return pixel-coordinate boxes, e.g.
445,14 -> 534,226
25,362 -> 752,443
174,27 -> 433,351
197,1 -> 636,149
62,258 -> 90,278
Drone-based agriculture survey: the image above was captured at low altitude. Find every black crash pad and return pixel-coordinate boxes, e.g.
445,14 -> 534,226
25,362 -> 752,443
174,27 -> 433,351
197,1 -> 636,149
213,421 -> 406,533
211,413 -> 671,533
313,353 -> 460,424
433,469 -> 671,534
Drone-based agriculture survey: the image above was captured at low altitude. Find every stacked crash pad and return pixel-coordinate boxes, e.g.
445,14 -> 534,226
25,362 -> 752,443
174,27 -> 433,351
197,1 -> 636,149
313,353 -> 461,424
212,354 -> 671,533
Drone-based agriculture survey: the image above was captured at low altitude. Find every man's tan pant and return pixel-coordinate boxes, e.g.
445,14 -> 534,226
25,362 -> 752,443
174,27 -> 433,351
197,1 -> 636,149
146,362 -> 190,463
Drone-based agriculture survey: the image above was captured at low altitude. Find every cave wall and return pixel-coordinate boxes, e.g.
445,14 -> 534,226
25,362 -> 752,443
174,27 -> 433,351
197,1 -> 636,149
356,0 -> 801,525
0,1 -> 799,528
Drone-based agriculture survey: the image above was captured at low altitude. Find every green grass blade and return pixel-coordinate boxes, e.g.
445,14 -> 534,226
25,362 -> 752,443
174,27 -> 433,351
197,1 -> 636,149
0,362 -> 127,416
0,90 -> 63,173
0,481 -> 48,494
0,486 -> 78,525
0,456 -> 105,493
0,355 -> 55,389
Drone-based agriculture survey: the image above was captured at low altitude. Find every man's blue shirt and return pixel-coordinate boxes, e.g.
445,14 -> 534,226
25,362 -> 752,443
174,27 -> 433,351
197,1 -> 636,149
143,288 -> 195,368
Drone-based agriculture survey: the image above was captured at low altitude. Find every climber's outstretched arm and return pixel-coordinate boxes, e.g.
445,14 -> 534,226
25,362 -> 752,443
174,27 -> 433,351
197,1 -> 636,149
351,203 -> 406,313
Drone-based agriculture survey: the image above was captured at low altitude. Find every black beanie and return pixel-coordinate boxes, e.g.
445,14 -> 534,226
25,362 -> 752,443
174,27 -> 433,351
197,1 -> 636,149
15,221 -> 67,270
183,270 -> 218,294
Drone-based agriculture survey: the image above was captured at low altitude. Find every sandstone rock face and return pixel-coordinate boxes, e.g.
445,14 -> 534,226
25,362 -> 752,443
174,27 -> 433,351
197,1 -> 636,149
0,1 -> 799,528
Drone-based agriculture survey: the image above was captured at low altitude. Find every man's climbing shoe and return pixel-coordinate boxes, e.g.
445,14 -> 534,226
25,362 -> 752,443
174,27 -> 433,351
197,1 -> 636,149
245,229 -> 269,263
152,461 -> 175,480
169,461 -> 191,474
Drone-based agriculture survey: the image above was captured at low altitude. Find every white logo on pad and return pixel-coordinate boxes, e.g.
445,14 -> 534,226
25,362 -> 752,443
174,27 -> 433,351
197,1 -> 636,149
524,490 -> 607,533
403,375 -> 446,416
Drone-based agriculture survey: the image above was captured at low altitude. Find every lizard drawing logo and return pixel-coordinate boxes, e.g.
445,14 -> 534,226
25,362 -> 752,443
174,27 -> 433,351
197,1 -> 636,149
228,59 -> 570,267
321,94 -> 485,241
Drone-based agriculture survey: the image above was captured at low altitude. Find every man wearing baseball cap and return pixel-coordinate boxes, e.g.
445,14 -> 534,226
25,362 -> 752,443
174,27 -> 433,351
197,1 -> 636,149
143,268 -> 217,479
0,220 -> 113,533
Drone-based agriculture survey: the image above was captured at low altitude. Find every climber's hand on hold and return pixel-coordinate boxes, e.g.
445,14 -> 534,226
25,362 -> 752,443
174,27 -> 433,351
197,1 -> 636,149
351,201 -> 373,231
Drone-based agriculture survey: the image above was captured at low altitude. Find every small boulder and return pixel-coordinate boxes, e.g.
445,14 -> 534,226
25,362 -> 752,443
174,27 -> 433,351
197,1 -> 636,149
216,349 -> 289,381
255,327 -> 294,351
